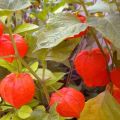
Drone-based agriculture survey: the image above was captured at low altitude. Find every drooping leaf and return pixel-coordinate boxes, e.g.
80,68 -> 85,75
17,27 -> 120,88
35,38 -> 80,62
34,13 -> 87,51
36,68 -> 55,80
87,13 -> 120,49
36,68 -> 65,86
87,1 -> 116,13
46,72 -> 65,86
34,48 -> 49,61
46,38 -> 80,62
14,23 -> 39,34
78,91 -> 120,120
0,0 -> 31,11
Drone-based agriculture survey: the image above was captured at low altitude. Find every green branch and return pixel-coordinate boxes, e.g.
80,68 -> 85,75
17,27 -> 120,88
8,27 -> 50,104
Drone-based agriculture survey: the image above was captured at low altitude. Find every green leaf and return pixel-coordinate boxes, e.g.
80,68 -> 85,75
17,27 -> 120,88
26,110 -> 49,120
62,0 -> 81,4
0,9 -> 12,16
23,61 -> 39,72
12,115 -> 22,120
0,113 -> 22,120
48,82 -> 63,93
25,33 -> 37,56
87,1 -> 116,13
14,23 -> 39,34
0,0 -> 31,11
17,105 -> 33,119
87,13 -> 120,49
49,103 -> 65,120
35,105 -> 46,111
27,99 -> 39,108
36,7 -> 49,21
34,48 -> 49,61
0,113 -> 12,120
51,1 -> 66,13
46,38 -> 80,62
36,68 -> 55,80
46,72 -> 65,86
35,38 -> 79,62
0,16 -> 7,23
78,91 -> 120,120
0,104 -> 12,111
30,61 -> 39,72
34,13 -> 87,51
0,59 -> 18,72
26,103 -> 65,120
36,68 -> 65,86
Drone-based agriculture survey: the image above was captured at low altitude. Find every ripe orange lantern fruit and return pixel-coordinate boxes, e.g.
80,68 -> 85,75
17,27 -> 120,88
0,22 -> 4,36
49,87 -> 85,118
113,85 -> 120,104
0,34 -> 28,62
0,73 -> 35,108
66,14 -> 88,40
74,48 -> 110,87
110,68 -> 120,89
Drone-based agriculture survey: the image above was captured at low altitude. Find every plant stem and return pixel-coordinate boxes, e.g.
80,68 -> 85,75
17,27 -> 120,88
90,30 -> 105,55
104,39 -> 115,68
8,28 -> 22,72
8,28 -> 41,82
80,0 -> 89,16
0,55 -> 15,59
41,60 -> 50,104
13,42 -> 49,103
8,27 -> 50,103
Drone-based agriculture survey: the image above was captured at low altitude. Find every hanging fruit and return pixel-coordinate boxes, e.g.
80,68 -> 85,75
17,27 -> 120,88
110,68 -> 120,89
74,48 -> 110,87
49,87 -> 85,118
0,73 -> 35,108
113,85 -> 120,104
0,22 -> 4,36
0,34 -> 28,62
